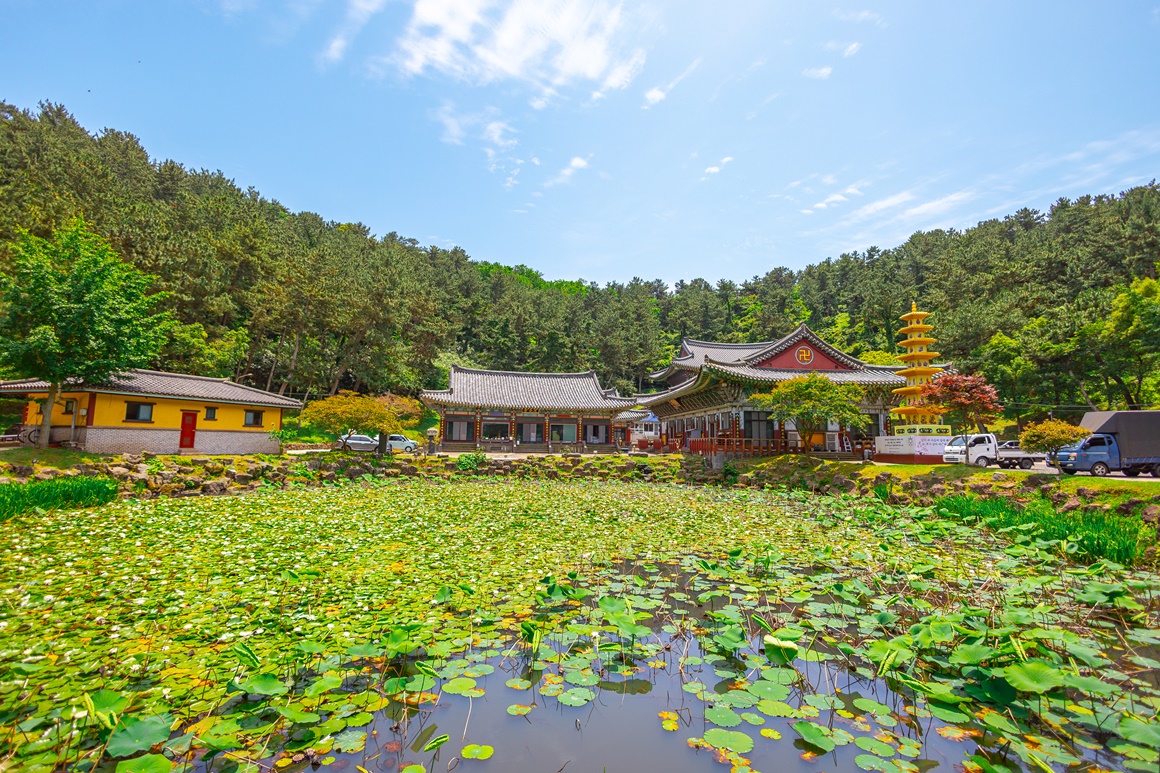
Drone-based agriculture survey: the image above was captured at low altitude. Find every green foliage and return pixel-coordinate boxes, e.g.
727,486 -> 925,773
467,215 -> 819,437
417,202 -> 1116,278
0,222 -> 170,385
722,460 -> 740,484
299,391 -> 401,446
455,451 -> 488,471
750,374 -> 868,452
936,494 -> 1146,564
1018,419 -> 1090,458
0,221 -> 171,445
0,475 -> 118,521
1,103 -> 1158,409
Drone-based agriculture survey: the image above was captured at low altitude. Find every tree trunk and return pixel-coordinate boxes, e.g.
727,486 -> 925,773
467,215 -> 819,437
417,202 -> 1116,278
278,332 -> 301,396
265,331 -> 286,392
38,382 -> 60,449
1108,373 -> 1139,409
328,329 -> 367,396
1069,370 -> 1099,411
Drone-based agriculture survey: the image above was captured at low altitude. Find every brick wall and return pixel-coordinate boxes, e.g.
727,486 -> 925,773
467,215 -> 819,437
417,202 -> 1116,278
23,425 -> 281,455
191,430 -> 279,455
83,427 -> 182,454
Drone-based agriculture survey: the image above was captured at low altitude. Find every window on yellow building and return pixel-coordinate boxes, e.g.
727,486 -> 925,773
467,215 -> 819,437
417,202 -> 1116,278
62,399 -> 76,415
125,402 -> 154,422
244,410 -> 263,427
205,407 -> 218,420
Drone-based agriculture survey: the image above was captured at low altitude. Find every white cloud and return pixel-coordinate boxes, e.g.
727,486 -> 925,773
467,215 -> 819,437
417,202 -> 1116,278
813,193 -> 848,209
802,66 -> 833,80
322,0 -> 388,63
641,57 -> 702,108
545,155 -> 591,186
820,173 -> 837,185
824,40 -> 860,57
386,0 -> 648,106
701,156 -> 734,177
901,191 -> 974,219
483,120 -> 518,148
847,191 -> 915,222
433,101 -> 470,144
593,48 -> 647,100
432,103 -> 525,185
531,157 -> 541,165
833,9 -> 887,28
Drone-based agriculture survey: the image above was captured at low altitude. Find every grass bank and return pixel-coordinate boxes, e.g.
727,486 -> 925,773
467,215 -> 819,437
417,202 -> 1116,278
0,475 -> 118,520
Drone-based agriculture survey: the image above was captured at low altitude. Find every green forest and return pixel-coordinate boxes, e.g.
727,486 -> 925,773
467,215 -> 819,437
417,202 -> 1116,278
1,102 -> 1158,423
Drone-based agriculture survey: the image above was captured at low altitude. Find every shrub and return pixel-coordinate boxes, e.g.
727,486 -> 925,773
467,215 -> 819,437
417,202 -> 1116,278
0,476 -> 118,521
722,461 -> 740,485
935,494 -> 1146,564
455,452 -> 488,472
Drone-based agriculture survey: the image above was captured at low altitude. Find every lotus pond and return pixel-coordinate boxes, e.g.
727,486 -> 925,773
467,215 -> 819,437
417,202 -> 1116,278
2,480 -> 1159,773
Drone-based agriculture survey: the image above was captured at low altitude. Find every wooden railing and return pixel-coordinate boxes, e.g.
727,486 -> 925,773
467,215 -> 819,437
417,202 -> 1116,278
685,437 -> 801,457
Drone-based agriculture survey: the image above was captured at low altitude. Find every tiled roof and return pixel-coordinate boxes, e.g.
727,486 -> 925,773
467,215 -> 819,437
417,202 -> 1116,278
702,360 -> 905,385
0,369 -> 301,408
614,409 -> 654,423
420,366 -> 639,412
649,339 -> 775,379
741,324 -> 868,369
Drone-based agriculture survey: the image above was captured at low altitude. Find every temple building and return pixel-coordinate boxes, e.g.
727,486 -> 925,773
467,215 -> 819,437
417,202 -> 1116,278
420,365 -> 638,452
636,323 -> 909,456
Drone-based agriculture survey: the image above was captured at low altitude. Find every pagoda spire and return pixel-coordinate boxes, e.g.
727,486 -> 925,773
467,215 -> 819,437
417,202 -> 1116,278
889,301 -> 947,435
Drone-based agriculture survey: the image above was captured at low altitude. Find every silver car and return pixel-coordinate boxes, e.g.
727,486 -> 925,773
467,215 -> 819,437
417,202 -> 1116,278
336,433 -> 379,452
336,433 -> 419,453
383,434 -> 419,453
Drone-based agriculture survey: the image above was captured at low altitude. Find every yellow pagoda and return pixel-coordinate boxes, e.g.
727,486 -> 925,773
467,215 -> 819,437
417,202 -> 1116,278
891,302 -> 950,436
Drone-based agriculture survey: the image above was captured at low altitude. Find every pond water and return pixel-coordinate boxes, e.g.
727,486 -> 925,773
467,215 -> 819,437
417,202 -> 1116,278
294,559 -> 1140,773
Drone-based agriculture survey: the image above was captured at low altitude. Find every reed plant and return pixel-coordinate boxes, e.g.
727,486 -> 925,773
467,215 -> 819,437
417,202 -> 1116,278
935,493 -> 1147,564
0,476 -> 118,520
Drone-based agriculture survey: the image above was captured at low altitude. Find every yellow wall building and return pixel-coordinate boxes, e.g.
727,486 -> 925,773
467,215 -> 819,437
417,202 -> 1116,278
1,369 -> 300,455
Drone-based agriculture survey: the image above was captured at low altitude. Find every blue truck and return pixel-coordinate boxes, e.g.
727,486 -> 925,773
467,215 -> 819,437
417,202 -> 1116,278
1057,410 -> 1160,477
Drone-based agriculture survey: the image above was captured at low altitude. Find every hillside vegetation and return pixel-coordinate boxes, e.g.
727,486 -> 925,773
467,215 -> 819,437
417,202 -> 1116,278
1,102 -> 1157,420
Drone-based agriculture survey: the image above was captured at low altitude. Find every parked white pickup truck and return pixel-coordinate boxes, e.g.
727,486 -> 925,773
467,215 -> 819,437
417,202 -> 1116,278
942,433 -> 1038,469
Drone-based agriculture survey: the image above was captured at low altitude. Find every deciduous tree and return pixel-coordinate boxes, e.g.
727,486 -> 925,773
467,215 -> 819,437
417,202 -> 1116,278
749,375 -> 868,455
1019,419 -> 1090,468
299,390 -> 401,449
919,373 -> 1002,433
0,222 -> 170,447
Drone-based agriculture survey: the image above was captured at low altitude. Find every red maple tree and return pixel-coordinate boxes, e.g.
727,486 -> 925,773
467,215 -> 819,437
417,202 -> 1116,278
919,373 -> 1003,433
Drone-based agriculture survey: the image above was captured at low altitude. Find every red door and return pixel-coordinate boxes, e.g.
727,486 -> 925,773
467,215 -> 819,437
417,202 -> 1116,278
180,412 -> 197,449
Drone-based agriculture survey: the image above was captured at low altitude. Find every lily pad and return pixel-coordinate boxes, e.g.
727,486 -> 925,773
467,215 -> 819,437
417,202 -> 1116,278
462,743 -> 494,760
701,728 -> 754,754
106,715 -> 175,758
114,754 -> 172,773
557,688 -> 596,707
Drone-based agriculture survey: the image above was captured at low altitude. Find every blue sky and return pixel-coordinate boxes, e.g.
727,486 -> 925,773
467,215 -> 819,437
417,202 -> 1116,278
3,1 -> 1159,284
